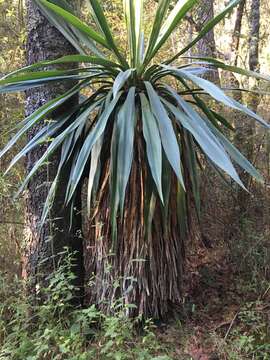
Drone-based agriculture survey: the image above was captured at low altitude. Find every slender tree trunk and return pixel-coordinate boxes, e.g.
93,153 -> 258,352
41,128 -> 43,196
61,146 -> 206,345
23,0 -> 84,305
234,0 -> 261,218
249,0 -> 260,73
228,0 -> 246,112
193,0 -> 220,84
231,0 -> 246,66
188,0 -> 220,247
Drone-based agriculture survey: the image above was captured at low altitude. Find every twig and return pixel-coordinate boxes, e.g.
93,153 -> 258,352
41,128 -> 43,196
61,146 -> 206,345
261,284 -> 270,300
213,320 -> 233,331
224,312 -> 239,341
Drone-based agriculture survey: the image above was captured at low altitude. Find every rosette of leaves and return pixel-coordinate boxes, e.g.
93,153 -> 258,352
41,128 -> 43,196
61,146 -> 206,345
0,0 -> 269,317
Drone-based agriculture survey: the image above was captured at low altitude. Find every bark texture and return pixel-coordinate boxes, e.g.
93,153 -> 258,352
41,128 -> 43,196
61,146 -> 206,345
249,0 -> 260,72
24,0 -> 84,304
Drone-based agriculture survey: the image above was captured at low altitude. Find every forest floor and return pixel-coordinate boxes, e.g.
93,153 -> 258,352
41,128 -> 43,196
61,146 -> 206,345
155,245 -> 270,359
1,232 -> 269,359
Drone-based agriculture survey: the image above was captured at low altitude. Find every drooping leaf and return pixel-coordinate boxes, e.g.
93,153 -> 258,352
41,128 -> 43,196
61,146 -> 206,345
17,98 -> 104,196
145,81 -> 185,190
33,0 -> 104,56
110,120 -> 120,249
2,55 -> 122,80
210,109 -> 235,131
116,87 -> 136,215
183,130 -> 200,217
37,0 -> 110,48
163,86 -> 245,189
140,93 -> 163,203
67,91 -> 122,203
165,66 -> 270,128
87,134 -> 104,215
40,129 -> 78,227
0,69 -> 100,93
204,117 -> 264,183
182,56 -> 270,82
113,69 -> 133,98
0,81 -> 86,159
189,94 -> 235,131
4,114 -> 70,174
161,152 -> 171,230
176,177 -> 188,239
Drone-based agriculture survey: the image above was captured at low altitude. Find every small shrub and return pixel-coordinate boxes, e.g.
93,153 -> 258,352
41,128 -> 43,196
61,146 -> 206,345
229,218 -> 270,293
226,301 -> 270,360
0,251 -> 172,360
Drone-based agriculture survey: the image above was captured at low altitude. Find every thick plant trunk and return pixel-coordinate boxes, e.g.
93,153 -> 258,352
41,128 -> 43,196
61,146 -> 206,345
85,141 -> 191,319
23,0 -> 84,304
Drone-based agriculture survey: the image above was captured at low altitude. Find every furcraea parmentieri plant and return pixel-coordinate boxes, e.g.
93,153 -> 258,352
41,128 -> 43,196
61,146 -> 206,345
0,0 -> 269,318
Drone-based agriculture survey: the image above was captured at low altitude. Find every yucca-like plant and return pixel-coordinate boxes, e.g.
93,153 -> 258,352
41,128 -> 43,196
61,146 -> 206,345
1,0 -> 269,318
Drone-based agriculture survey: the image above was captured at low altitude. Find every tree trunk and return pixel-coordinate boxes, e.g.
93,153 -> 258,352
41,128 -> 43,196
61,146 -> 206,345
84,137 -> 192,319
231,0 -> 246,66
249,0 -> 260,73
23,0 -> 84,305
234,0 -> 261,219
189,0 -> 220,247
193,0 -> 220,84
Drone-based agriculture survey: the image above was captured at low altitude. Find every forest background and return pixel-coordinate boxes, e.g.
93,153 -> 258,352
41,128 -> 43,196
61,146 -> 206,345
0,0 -> 269,359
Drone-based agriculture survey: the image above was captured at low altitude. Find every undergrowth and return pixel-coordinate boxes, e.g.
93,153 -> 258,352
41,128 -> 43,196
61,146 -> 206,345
0,252 -> 171,360
1,233 -> 269,360
224,221 -> 270,360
